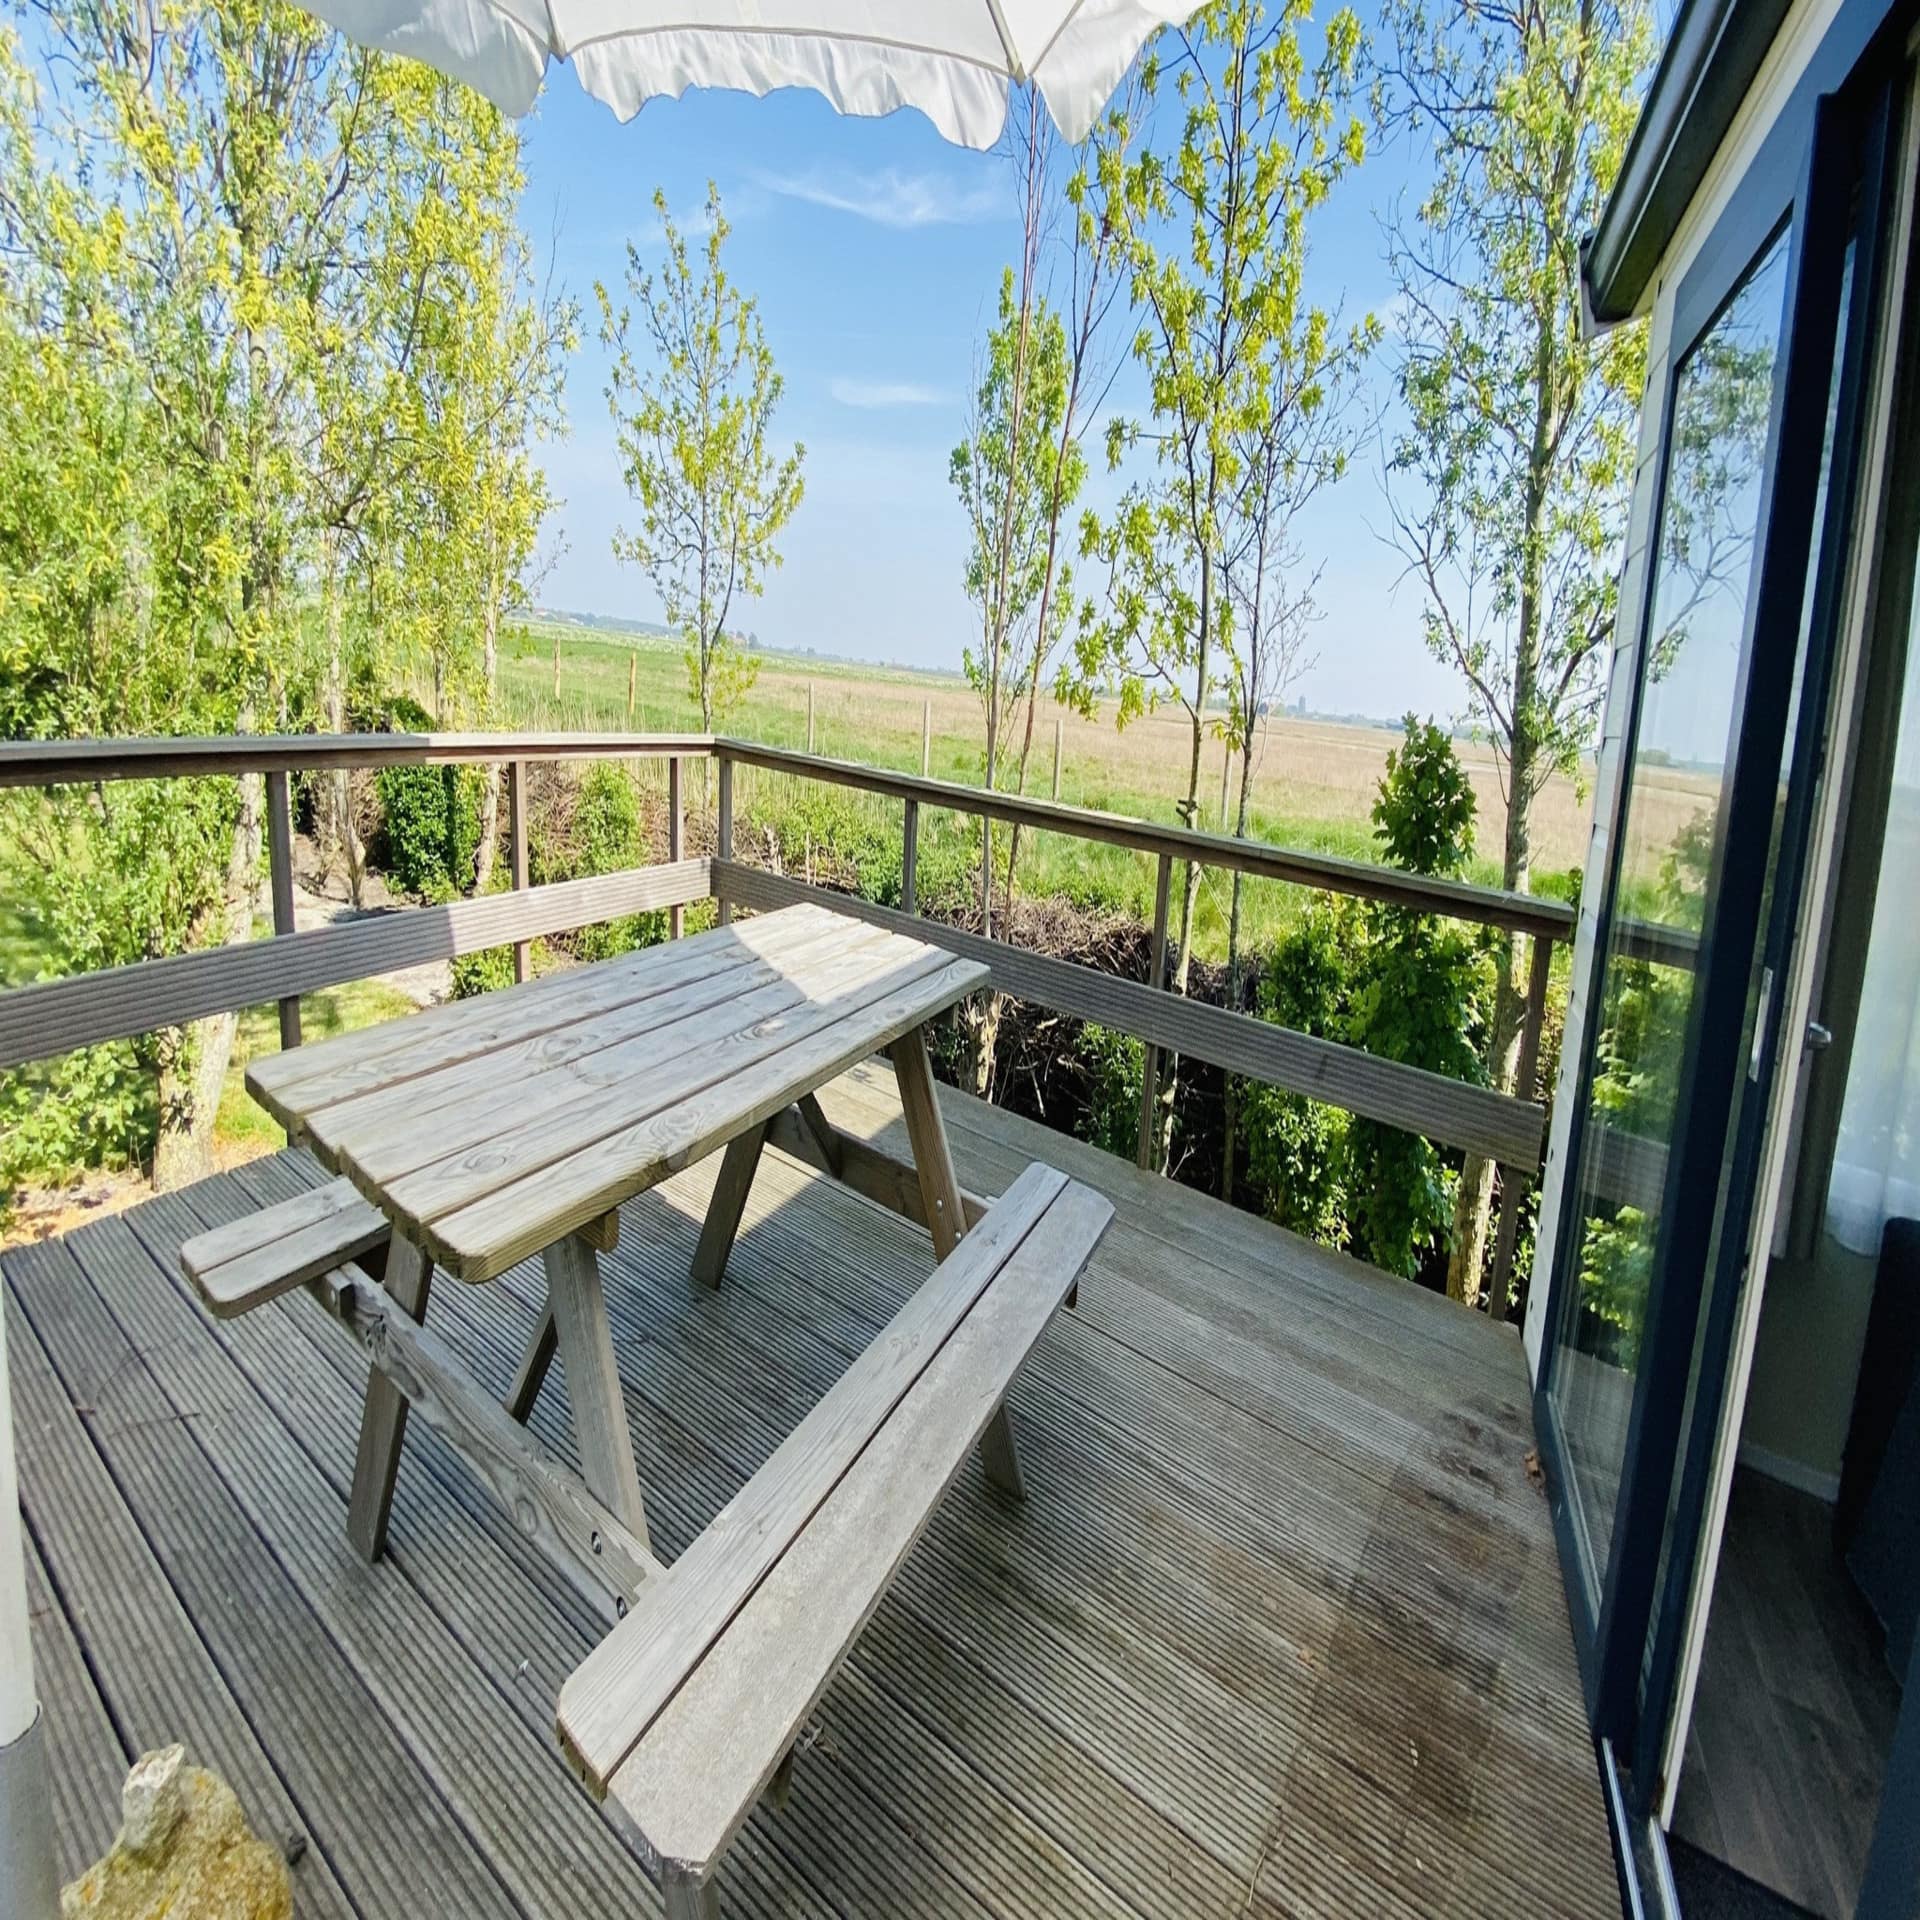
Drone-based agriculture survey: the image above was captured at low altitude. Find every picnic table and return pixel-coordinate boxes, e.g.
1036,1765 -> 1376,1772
179,901 -> 1113,1918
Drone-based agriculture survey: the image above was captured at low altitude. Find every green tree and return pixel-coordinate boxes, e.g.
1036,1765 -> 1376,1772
1073,0 -> 1366,1170
950,84 -> 1134,1102
597,184 -> 804,758
1377,0 -> 1652,1303
1342,717 -> 1488,1277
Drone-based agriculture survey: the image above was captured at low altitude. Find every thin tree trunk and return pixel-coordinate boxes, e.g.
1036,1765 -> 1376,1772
152,775 -> 265,1190
474,583 -> 503,892
1220,739 -> 1254,1199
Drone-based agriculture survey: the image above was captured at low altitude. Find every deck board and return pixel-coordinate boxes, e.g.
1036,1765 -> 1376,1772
9,1060 -> 1619,1920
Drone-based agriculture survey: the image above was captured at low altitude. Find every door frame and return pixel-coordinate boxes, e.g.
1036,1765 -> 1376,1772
1532,70 -> 1889,1767
1646,53 -> 1920,1825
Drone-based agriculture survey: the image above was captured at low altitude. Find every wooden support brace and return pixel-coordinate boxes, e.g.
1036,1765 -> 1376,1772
312,1265 -> 656,1620
506,1304 -> 557,1424
691,1123 -> 768,1288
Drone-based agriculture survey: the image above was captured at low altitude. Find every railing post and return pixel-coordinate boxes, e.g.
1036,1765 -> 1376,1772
509,759 -> 531,984
901,798 -> 919,916
265,768 -> 301,1050
1137,851 -> 1173,1172
1487,929 -> 1557,1316
716,750 -> 733,926
668,756 -> 685,940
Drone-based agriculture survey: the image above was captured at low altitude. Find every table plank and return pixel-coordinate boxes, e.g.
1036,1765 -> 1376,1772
377,936 -> 961,1229
424,956 -> 986,1281
250,905 -> 848,1122
304,919 -> 892,1174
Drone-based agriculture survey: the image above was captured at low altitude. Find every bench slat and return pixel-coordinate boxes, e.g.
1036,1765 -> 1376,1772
602,1177 -> 1114,1880
556,1161 -> 1070,1787
180,1175 -> 392,1319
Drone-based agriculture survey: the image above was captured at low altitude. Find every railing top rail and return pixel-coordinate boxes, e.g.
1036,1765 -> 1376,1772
0,727 -> 1579,942
716,739 -> 1577,942
0,730 -> 716,787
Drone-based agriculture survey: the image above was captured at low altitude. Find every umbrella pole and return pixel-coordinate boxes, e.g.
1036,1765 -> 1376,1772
0,1295 -> 59,1919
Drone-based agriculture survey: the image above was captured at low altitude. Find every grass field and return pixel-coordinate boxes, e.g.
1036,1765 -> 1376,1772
499,615 -> 1630,957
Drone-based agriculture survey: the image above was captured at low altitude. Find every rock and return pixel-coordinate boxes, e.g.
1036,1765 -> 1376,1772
62,1748 -> 292,1920
118,1746 -> 186,1862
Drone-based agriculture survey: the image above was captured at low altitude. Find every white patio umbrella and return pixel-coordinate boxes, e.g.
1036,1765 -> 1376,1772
302,0 -> 1191,146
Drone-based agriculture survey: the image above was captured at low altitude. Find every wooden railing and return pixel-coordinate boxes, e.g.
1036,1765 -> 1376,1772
0,728 -> 1580,1312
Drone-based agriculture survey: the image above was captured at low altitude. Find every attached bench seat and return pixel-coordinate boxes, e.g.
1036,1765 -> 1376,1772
556,1161 -> 1114,1919
179,1174 -> 392,1317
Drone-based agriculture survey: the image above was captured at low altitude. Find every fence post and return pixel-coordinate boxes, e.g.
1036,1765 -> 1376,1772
716,751 -> 734,926
1052,716 -> 1063,800
509,759 -> 531,983
265,767 -> 301,1050
921,700 -> 931,778
901,798 -> 919,916
668,755 -> 685,941
1487,929 -> 1557,1316
1137,851 -> 1173,1172
806,683 -> 815,755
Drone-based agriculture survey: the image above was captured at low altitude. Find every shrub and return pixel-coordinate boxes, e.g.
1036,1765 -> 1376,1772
1341,718 -> 1489,1278
0,1040 -> 155,1217
374,700 -> 485,898
451,942 -> 523,999
1239,905 -> 1351,1243
1073,1022 -> 1142,1161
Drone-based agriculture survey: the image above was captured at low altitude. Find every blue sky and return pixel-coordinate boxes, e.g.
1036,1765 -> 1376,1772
517,5 -> 1467,721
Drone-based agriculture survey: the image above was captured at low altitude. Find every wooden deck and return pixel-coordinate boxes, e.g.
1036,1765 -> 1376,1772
8,1058 -> 1621,1920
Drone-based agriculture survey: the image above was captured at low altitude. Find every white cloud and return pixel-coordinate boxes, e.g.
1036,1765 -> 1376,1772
830,377 -> 950,410
755,164 -> 1002,230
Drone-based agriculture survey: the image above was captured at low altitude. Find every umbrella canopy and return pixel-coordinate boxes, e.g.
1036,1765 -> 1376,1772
305,0 -> 1191,147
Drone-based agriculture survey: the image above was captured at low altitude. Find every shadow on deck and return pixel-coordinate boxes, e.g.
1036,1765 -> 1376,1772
7,1059 -> 1618,1919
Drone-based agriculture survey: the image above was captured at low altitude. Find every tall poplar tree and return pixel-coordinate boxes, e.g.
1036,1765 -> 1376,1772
1378,0 -> 1652,1305
1074,0 -> 1365,1170
597,184 -> 804,759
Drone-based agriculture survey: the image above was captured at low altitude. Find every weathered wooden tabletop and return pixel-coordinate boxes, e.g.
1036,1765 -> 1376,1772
248,904 -> 987,1284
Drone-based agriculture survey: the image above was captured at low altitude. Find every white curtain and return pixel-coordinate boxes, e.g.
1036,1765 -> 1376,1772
1828,633 -> 1920,1255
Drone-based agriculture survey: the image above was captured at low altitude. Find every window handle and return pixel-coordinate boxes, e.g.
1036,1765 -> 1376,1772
1806,1020 -> 1834,1051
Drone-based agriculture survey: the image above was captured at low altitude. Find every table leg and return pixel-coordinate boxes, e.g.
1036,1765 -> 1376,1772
889,1026 -> 1024,1494
889,1028 -> 966,1262
347,1230 -> 432,1562
691,1122 -> 768,1288
543,1232 -> 652,1556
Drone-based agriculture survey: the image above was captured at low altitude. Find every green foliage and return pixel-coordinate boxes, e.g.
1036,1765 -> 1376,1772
1074,1024 -> 1144,1162
375,717 -> 485,899
1240,906 -> 1351,1242
1072,0 -> 1368,1030
1235,719 -> 1489,1276
0,1042 -> 154,1213
1380,0 -> 1653,866
451,943 -> 522,1000
952,261 -> 1083,799
597,184 -> 804,731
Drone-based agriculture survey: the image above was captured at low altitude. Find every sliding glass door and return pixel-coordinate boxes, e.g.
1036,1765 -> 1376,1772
1538,79 -> 1899,1772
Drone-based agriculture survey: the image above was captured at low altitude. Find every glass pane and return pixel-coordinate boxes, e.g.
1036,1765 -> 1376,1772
1550,230 -> 1793,1586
